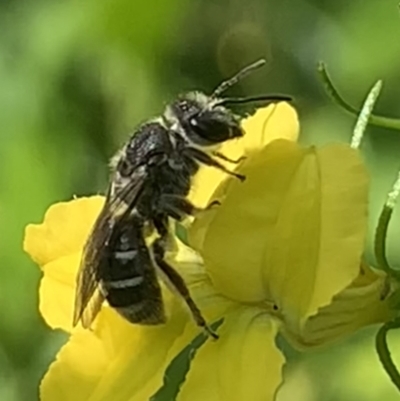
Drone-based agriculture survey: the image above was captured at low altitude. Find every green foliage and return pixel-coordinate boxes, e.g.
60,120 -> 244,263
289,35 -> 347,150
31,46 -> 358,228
150,319 -> 224,401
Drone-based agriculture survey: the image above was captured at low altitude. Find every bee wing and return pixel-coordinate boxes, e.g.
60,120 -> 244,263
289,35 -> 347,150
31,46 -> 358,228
73,169 -> 147,328
79,287 -> 104,329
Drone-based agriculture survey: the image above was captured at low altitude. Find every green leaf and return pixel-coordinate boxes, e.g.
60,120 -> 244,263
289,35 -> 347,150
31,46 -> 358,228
149,318 -> 224,401
175,222 -> 190,247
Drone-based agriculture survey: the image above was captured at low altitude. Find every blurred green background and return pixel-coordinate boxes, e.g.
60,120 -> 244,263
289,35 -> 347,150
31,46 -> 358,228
2,0 -> 400,399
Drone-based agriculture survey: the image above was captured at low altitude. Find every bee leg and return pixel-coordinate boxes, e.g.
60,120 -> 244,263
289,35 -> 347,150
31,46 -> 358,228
206,200 -> 221,210
212,151 -> 246,164
152,216 -> 218,338
185,147 -> 246,181
151,237 -> 219,339
159,195 -> 199,218
159,194 -> 219,219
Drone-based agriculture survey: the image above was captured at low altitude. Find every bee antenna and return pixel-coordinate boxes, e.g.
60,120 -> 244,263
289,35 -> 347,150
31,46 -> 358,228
216,94 -> 292,106
211,59 -> 267,99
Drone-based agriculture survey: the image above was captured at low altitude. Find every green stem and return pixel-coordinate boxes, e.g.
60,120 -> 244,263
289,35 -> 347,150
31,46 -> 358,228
374,170 -> 400,279
376,318 -> 400,391
374,171 -> 400,389
374,205 -> 395,275
318,62 -> 400,131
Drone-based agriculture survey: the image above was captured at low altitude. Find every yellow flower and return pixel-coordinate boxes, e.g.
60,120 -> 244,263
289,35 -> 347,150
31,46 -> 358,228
24,103 -> 392,401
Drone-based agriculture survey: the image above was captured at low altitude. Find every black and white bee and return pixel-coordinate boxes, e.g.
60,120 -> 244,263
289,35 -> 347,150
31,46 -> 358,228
73,59 -> 290,338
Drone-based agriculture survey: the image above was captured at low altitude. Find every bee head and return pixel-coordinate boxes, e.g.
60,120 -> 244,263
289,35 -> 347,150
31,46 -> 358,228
169,93 -> 243,146
165,59 -> 292,147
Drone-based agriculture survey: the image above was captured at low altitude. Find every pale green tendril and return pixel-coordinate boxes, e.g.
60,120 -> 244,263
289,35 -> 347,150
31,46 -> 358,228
387,170 -> 400,209
351,80 -> 382,149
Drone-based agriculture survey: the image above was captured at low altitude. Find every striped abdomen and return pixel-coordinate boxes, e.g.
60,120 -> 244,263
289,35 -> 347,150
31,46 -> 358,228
99,217 -> 165,324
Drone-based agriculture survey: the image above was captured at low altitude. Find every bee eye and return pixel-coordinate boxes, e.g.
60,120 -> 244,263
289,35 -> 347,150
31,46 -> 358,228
186,112 -> 235,144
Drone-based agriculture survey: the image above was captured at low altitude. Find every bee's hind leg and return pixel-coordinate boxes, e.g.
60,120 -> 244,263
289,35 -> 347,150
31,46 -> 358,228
151,217 -> 218,339
151,238 -> 218,339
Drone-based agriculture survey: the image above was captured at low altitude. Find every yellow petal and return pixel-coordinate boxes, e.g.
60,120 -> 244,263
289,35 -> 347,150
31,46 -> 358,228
24,197 -> 104,332
190,141 -> 368,333
264,143 -> 369,331
178,307 -> 284,401
76,281 -> 230,401
24,196 -> 104,266
39,252 -> 81,332
189,103 -> 299,209
166,238 -> 236,325
240,101 -> 299,154
41,302 -> 188,401
283,263 -> 394,349
189,139 -> 307,302
41,317 -> 114,401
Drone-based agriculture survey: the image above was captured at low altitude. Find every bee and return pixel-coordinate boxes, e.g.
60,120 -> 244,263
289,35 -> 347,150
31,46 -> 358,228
73,59 -> 291,338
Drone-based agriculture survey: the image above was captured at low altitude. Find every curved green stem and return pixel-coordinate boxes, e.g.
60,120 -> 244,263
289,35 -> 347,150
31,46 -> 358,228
374,172 -> 400,390
375,205 -> 395,275
376,318 -> 400,391
318,62 -> 400,131
374,170 -> 400,279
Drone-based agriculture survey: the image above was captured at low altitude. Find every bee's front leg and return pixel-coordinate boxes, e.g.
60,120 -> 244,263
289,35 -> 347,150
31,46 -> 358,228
212,151 -> 246,164
185,147 -> 246,181
158,194 -> 219,220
